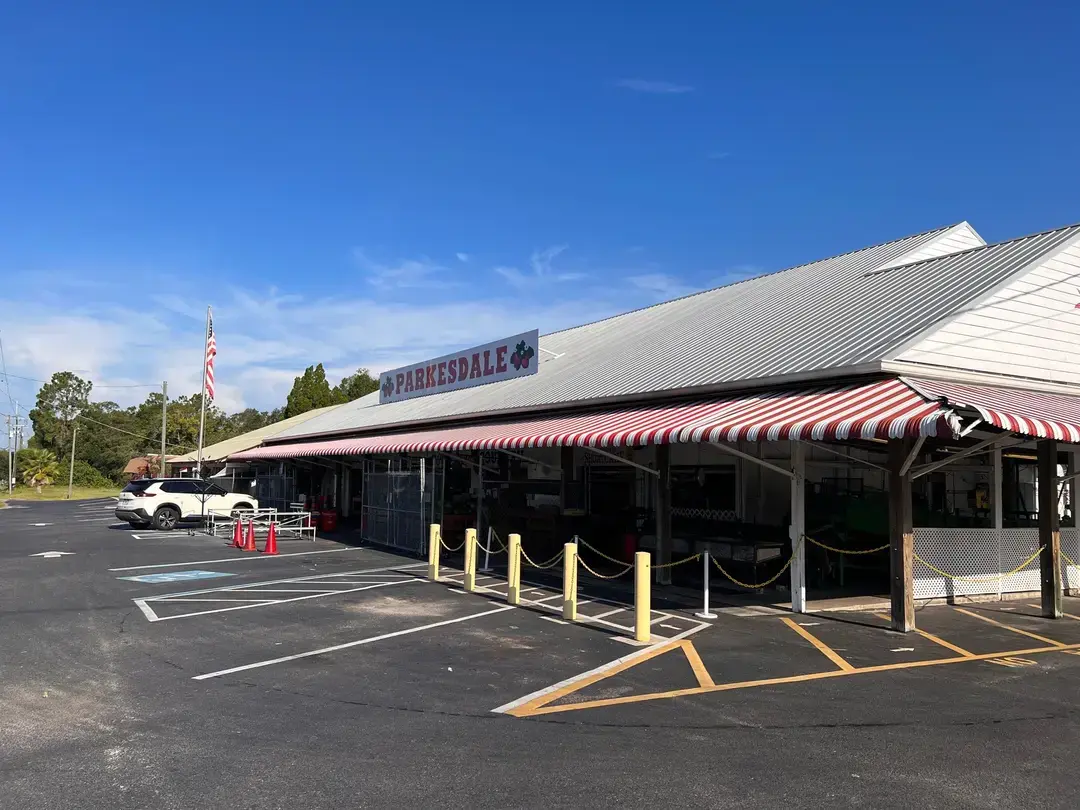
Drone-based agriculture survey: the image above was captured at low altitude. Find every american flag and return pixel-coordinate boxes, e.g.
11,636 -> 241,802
204,312 -> 217,401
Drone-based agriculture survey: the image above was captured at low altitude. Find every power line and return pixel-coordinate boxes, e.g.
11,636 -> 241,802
76,413 -> 194,453
0,371 -> 159,388
0,334 -> 15,412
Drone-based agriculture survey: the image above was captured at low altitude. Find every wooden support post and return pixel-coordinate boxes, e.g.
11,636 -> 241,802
427,523 -> 441,581
463,527 -> 477,592
562,542 -> 578,620
507,533 -> 522,605
654,444 -> 672,585
789,440 -> 807,613
635,551 -> 651,643
888,439 -> 915,633
1038,439 -> 1062,619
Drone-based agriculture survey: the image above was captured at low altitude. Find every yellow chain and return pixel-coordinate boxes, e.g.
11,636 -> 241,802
804,535 -> 890,555
913,547 -> 1044,583
520,547 -> 565,569
1063,549 -> 1079,569
577,555 -> 634,580
709,536 -> 802,590
577,539 -> 627,566
653,553 -> 702,569
440,536 -> 466,552
711,553 -> 796,590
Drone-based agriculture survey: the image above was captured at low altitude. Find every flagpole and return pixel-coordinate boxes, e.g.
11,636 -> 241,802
196,305 -> 211,478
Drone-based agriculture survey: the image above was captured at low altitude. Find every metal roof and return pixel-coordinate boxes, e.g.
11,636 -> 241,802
272,221 -> 1080,443
170,404 -> 345,463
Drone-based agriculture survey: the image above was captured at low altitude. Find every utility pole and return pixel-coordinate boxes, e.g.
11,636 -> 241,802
5,413 -> 11,496
12,400 -> 19,491
67,425 -> 78,499
160,380 -> 168,478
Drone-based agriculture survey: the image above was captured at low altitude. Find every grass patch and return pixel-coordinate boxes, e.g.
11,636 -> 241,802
3,485 -> 118,502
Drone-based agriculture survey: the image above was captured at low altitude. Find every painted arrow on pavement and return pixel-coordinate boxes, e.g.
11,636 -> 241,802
29,551 -> 75,558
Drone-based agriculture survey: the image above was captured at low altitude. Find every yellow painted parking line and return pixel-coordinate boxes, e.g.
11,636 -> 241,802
953,607 -> 1067,647
780,617 -> 854,672
515,640 -> 1080,717
873,613 -> 974,658
681,642 -> 715,688
1030,604 -> 1080,622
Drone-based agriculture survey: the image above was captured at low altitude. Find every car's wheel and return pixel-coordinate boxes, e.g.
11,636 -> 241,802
153,507 -> 180,531
231,503 -> 253,518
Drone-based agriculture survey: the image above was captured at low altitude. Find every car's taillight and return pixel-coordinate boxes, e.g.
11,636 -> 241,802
133,491 -> 156,497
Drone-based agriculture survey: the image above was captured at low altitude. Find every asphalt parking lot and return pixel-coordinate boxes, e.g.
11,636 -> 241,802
5,498 -> 1080,809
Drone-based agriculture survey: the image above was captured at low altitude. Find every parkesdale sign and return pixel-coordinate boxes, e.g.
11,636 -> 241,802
379,329 -> 539,405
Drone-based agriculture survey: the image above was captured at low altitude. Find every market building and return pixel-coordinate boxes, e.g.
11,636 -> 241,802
231,220 -> 1080,632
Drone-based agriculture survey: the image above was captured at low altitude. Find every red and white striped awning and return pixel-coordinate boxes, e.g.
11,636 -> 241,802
231,378 -> 952,461
905,378 -> 1080,443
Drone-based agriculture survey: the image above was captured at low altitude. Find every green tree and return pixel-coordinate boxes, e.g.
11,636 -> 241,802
226,408 -> 275,435
284,364 -> 336,418
29,371 -> 92,458
333,368 -> 379,403
20,448 -> 61,493
76,401 -> 141,482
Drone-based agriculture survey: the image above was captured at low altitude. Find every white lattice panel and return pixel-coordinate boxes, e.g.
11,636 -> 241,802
914,528 -> 1002,600
671,506 -> 738,522
998,529 -> 1042,595
1063,528 -> 1080,592
915,527 -> 1080,599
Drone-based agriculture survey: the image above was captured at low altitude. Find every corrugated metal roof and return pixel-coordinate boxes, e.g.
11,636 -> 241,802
170,404 -> 345,463
273,221 -> 1080,442
232,379 -> 951,461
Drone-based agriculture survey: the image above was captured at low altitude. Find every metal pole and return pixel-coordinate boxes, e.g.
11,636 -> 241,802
160,380 -> 168,477
67,425 -> 77,499
480,526 -> 493,573
196,307 -> 210,478
696,550 -> 717,619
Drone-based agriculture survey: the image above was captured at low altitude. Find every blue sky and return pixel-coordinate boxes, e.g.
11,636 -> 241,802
1,2 -> 1079,413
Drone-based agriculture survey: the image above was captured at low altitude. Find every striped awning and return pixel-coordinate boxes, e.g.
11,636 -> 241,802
905,378 -> 1080,442
231,378 -> 953,461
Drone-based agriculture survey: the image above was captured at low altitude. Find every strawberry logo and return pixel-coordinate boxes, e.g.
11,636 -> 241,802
510,340 -> 535,371
382,376 -> 395,398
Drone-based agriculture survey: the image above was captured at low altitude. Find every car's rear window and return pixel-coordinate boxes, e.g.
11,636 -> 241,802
122,481 -> 155,493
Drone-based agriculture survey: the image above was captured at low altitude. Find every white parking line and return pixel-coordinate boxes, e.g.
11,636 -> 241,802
141,579 -> 418,622
109,546 -> 365,571
193,605 -> 516,680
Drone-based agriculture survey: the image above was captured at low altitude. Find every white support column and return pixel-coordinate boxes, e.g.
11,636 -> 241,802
789,440 -> 807,613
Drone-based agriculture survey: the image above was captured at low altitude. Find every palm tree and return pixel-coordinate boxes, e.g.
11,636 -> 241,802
20,449 -> 61,494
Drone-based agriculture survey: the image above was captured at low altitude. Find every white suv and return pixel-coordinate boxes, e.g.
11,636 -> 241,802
116,478 -> 258,530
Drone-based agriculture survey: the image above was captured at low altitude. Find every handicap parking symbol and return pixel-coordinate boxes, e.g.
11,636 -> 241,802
119,570 -> 236,584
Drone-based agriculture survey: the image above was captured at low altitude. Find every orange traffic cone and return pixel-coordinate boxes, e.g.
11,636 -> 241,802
263,522 -> 278,555
243,520 -> 257,552
231,520 -> 244,548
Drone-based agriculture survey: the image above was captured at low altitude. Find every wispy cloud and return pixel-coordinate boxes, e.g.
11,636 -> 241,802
455,252 -> 470,263
707,151 -> 731,160
616,79 -> 694,94
495,244 -> 585,289
352,249 -> 456,289
627,273 -> 697,300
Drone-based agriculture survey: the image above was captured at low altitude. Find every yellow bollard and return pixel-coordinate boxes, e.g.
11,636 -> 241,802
507,533 -> 522,605
427,524 -> 441,581
635,551 -> 651,643
562,542 -> 578,620
463,527 -> 477,592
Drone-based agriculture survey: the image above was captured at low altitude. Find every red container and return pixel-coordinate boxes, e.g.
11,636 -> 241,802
320,510 -> 338,532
